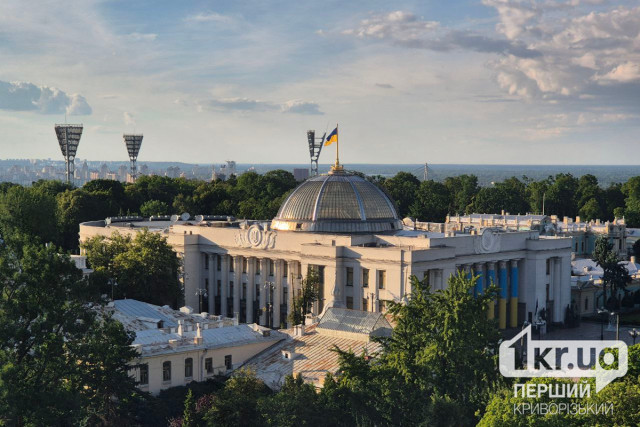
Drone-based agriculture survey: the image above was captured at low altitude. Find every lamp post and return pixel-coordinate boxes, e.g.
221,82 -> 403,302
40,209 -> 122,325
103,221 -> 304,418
195,288 -> 208,314
611,311 -> 619,341
521,320 -> 530,368
264,281 -> 274,328
597,308 -> 608,341
109,278 -> 118,301
629,328 -> 639,345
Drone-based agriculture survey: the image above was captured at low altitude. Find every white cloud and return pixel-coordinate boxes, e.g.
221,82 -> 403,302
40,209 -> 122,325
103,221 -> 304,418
597,62 -> 640,83
481,0 -> 539,40
128,32 -> 157,42
0,80 -> 92,115
280,100 -> 323,115
185,12 -> 232,23
203,97 -> 323,115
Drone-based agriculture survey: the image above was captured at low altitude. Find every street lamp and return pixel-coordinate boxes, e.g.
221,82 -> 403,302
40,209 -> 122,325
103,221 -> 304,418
108,278 -> 118,301
597,308 -> 608,341
610,311 -> 620,341
264,281 -> 275,328
629,328 -> 639,345
195,288 -> 208,313
521,320 -> 530,367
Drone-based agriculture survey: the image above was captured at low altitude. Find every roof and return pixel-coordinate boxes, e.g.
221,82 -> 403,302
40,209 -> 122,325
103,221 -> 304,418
271,170 -> 402,233
241,325 -> 381,389
317,307 -> 392,338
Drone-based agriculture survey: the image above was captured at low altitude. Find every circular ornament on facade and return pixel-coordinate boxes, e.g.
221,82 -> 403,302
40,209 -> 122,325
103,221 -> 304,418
248,224 -> 263,247
476,228 -> 501,253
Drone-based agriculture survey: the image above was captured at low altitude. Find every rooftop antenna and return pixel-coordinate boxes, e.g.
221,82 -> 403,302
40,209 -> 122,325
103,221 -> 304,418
123,134 -> 143,182
55,123 -> 83,184
307,129 -> 327,176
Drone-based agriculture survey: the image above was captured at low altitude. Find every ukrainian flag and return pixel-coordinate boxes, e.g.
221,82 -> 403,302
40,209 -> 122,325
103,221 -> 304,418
325,127 -> 338,146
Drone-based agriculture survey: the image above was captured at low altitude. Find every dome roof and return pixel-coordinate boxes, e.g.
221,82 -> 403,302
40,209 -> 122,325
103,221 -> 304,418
271,170 -> 402,233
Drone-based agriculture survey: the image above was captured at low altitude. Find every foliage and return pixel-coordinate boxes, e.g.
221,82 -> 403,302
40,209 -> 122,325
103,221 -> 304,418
140,199 -> 171,217
0,237 -> 141,426
287,269 -> 320,326
593,236 -> 631,309
0,185 -> 59,245
82,230 -> 182,307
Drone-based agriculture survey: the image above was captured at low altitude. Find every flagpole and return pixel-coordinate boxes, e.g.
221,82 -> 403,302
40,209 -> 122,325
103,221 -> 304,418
335,123 -> 339,167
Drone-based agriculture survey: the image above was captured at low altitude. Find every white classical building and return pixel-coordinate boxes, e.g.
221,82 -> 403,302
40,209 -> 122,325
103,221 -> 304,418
80,165 -> 573,330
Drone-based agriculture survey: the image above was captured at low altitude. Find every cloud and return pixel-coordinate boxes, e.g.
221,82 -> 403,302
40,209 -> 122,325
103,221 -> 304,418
185,12 -> 232,23
342,11 -> 540,58
204,97 -> 323,114
0,80 -> 92,115
123,111 -> 136,125
128,32 -> 157,42
375,83 -> 394,89
597,62 -> 640,83
280,100 -> 323,115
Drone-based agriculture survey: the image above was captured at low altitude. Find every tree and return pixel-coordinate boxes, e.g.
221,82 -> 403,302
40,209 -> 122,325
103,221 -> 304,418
593,236 -> 631,309
260,374 -> 325,426
82,230 -> 182,307
140,199 -> 171,217
182,390 -> 196,427
0,237 -> 140,425
578,197 -> 603,222
545,173 -> 579,219
202,370 -> 270,426
408,180 -> 451,222
0,185 -> 59,245
383,172 -> 421,218
444,175 -> 479,214
287,269 -> 320,326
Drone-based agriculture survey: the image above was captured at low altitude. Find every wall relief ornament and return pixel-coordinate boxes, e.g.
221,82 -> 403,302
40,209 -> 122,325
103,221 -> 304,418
235,224 -> 277,249
474,228 -> 501,254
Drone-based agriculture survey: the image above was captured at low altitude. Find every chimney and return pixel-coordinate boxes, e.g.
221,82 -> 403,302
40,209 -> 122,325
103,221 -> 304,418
177,320 -> 184,336
294,324 -> 305,337
194,323 -> 203,345
169,339 -> 178,348
631,256 -> 637,265
575,216 -> 581,224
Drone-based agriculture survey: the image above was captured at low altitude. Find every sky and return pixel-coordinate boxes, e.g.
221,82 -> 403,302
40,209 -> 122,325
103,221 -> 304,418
0,0 -> 639,165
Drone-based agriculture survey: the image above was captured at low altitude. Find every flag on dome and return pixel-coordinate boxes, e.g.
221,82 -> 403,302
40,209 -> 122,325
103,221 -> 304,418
325,126 -> 338,146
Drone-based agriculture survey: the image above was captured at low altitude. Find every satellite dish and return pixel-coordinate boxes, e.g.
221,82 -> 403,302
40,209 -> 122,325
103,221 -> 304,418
180,212 -> 191,221
170,214 -> 179,223
195,215 -> 204,223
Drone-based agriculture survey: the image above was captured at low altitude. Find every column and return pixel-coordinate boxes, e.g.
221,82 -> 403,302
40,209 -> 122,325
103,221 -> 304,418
475,263 -> 484,297
464,264 -> 473,294
259,258 -> 268,325
208,254 -> 215,314
287,260 -> 297,327
353,265 -> 362,310
553,257 -> 561,323
220,255 -> 229,317
274,260 -> 283,328
560,255 -> 571,324
498,261 -> 508,329
233,256 -> 242,319
246,257 -> 256,324
437,269 -> 444,291
510,259 -> 519,328
486,262 -> 496,320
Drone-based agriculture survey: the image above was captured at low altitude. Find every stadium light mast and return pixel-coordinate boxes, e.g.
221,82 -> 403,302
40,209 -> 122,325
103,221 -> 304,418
123,134 -> 143,182
55,124 -> 83,184
307,130 -> 326,176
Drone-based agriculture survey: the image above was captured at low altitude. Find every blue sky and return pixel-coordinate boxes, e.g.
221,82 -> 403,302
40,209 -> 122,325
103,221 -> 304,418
0,0 -> 638,165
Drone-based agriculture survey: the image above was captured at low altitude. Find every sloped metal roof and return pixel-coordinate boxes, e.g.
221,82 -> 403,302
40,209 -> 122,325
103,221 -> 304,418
114,299 -> 178,328
317,307 -> 392,336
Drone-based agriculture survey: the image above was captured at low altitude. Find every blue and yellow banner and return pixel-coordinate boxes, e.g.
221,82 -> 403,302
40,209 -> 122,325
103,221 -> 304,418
325,127 -> 338,146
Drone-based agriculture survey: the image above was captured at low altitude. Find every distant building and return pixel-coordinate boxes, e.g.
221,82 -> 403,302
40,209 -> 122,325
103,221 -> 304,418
108,299 -> 285,395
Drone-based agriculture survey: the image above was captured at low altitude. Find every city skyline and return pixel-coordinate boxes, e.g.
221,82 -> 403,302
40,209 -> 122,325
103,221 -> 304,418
0,0 -> 639,165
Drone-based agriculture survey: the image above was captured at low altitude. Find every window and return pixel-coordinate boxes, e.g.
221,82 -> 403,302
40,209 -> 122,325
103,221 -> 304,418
229,281 -> 234,296
378,270 -> 386,289
346,296 -> 353,309
139,364 -> 148,385
242,283 -> 247,299
255,284 -> 260,301
362,269 -> 369,288
162,361 -> 171,382
283,262 -> 288,278
546,259 -> 550,275
229,260 -> 234,272
378,300 -> 387,312
216,255 -> 221,271
269,260 -> 275,276
225,355 -> 232,370
256,262 -> 261,275
204,254 -> 209,270
205,357 -> 213,374
585,297 -> 589,311
362,298 -> 368,312
205,278 -> 209,290
217,280 -> 221,295
185,358 -> 193,378
346,267 -> 353,287
243,258 -> 248,273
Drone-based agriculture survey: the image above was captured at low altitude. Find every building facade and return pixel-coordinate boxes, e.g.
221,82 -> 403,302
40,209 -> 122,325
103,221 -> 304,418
80,167 -> 573,330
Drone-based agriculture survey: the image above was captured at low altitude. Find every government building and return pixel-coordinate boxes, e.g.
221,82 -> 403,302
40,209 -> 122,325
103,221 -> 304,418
79,164 -> 573,330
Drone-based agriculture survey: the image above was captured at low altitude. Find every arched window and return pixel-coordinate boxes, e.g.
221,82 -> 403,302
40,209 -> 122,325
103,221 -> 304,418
163,361 -> 171,382
185,358 -> 193,378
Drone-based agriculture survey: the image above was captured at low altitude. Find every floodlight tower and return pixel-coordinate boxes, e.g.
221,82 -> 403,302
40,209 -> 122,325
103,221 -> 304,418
123,134 -> 143,181
307,130 -> 327,176
55,124 -> 83,184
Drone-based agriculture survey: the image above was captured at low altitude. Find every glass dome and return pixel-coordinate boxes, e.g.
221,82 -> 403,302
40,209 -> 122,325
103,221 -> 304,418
271,169 -> 402,233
